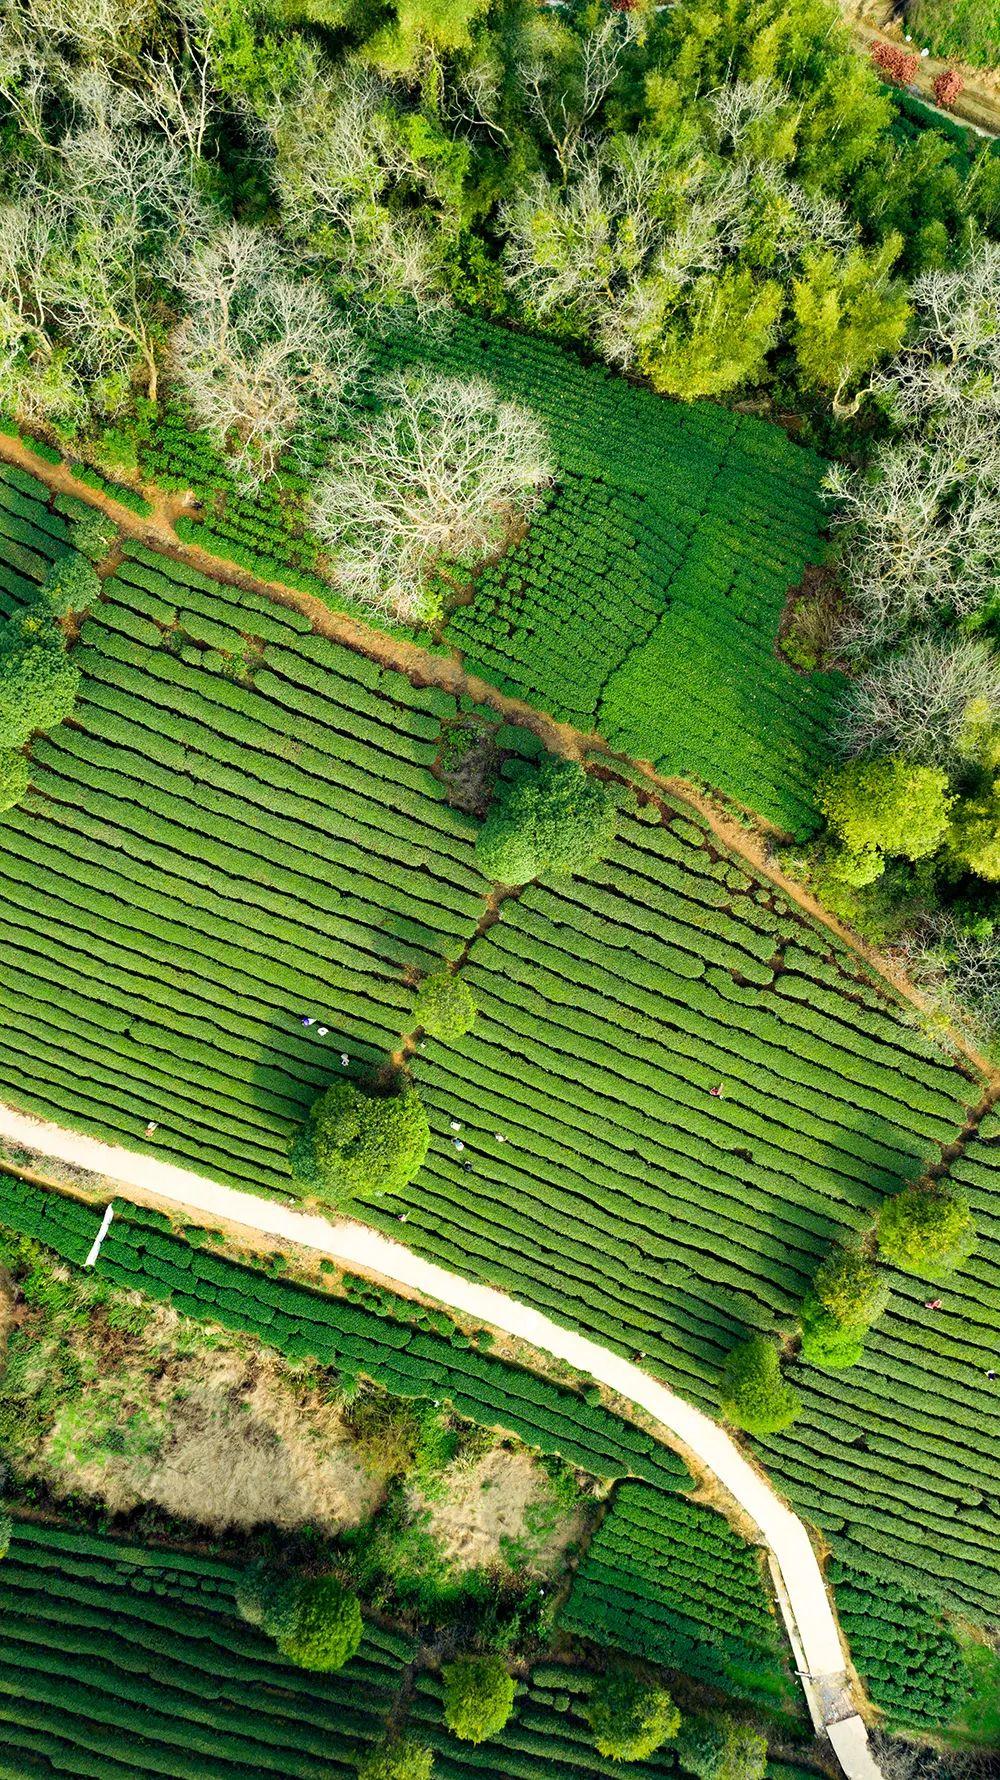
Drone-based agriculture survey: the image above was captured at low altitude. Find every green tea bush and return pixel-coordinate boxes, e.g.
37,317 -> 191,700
877,1187 -> 976,1280
290,1081 -> 430,1207
583,1665 -> 680,1762
412,970 -> 477,1042
441,1655 -> 516,1744
719,1338 -> 799,1435
0,1509 -> 11,1559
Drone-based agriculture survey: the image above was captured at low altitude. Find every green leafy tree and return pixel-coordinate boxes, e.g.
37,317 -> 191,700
40,552 -> 101,617
476,759 -> 617,885
265,1573 -> 363,1671
584,1665 -> 681,1762
719,1336 -> 799,1435
878,1188 -> 976,1281
820,756 -> 952,885
441,1655 -> 516,1744
639,269 -> 783,402
0,626 -> 80,750
0,1510 -> 11,1560
356,1735 -> 435,1780
0,751 -> 29,813
800,1248 -> 889,1371
792,236 -> 910,412
290,1081 -> 430,1206
676,1713 -> 768,1780
412,970 -> 477,1042
70,508 -> 118,562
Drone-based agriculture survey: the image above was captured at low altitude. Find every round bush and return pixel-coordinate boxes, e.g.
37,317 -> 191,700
290,1080 -> 430,1207
235,1560 -> 286,1628
41,552 -> 101,616
799,1307 -> 866,1371
800,1247 -> 889,1369
356,1736 -> 435,1780
0,750 -> 29,813
878,1188 -> 976,1281
441,1655 -> 516,1744
584,1666 -> 680,1762
475,758 -> 616,886
265,1573 -> 363,1672
677,1713 -> 768,1780
0,636 -> 80,749
719,1336 -> 800,1435
412,971 -> 477,1042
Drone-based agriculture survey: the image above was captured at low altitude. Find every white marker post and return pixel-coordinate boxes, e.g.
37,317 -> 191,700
84,1203 -> 115,1269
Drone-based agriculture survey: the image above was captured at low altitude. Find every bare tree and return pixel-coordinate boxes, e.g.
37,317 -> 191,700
170,224 -> 362,489
519,12 -> 639,183
267,59 -> 444,308
310,372 -> 552,620
824,411 -> 1000,653
834,636 -> 1000,765
873,242 -> 1000,422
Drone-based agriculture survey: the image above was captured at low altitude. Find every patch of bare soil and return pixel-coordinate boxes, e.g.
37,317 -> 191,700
37,1304 -> 384,1534
412,1448 -> 585,1579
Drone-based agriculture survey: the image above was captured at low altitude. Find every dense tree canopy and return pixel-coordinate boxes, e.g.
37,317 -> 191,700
441,1655 -> 516,1744
719,1336 -> 799,1435
476,758 -> 617,885
583,1666 -> 681,1762
289,1080 -> 430,1206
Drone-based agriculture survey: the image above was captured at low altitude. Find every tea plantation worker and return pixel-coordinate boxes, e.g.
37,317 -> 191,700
300,1015 -> 315,1027
988,1369 -> 998,1381
340,1053 -> 350,1066
317,1025 -> 329,1036
144,1119 -> 158,1138
709,1083 -> 724,1098
924,1298 -> 943,1310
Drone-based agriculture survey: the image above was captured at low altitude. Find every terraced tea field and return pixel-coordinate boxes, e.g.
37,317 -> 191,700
0,455 -> 996,1712
135,311 -> 842,839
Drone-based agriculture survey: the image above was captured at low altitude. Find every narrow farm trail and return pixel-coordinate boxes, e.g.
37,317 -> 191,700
0,1101 -> 880,1780
3,430 -> 987,1085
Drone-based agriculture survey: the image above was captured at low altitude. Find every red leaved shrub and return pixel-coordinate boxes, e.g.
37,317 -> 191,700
933,68 -> 965,107
870,40 -> 920,86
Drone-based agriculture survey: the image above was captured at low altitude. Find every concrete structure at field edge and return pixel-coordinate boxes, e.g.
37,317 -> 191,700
0,1101 -> 885,1780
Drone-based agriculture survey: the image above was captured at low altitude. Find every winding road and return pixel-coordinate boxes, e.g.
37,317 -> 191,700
0,1101 -> 882,1780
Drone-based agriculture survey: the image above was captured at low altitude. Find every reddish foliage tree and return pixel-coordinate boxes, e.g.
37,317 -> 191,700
870,40 -> 920,86
933,68 -> 965,107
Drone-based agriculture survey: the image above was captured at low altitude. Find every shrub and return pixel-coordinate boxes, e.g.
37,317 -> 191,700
70,508 -> 118,562
0,1510 -> 11,1560
356,1736 -> 435,1780
262,1573 -> 363,1672
820,756 -> 952,883
289,1080 -> 430,1207
41,552 -> 101,616
0,629 -> 80,749
412,971 -> 477,1042
676,1713 -> 768,1780
719,1336 -> 799,1435
441,1655 -> 516,1744
0,751 -> 29,813
235,1560 -> 286,1628
933,68 -> 965,106
800,1246 -> 889,1370
870,40 -> 920,85
583,1665 -> 681,1762
878,1187 -> 976,1280
476,759 -> 617,885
